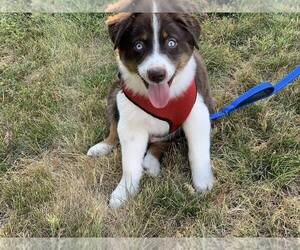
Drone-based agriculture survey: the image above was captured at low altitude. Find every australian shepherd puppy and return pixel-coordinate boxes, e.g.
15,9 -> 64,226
87,3 -> 215,208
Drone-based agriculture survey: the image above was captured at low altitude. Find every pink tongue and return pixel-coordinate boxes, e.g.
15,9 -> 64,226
148,82 -> 170,108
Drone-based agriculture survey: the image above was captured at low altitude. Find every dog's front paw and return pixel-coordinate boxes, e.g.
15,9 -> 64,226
109,191 -> 125,209
192,168 -> 215,193
109,179 -> 139,209
143,153 -> 161,177
87,142 -> 113,157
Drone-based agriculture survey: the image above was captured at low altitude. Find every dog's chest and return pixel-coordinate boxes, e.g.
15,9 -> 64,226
116,91 -> 170,137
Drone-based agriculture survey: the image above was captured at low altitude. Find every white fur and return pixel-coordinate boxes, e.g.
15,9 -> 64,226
137,8 -> 176,88
87,142 -> 113,156
119,55 -> 197,98
109,91 -> 169,208
143,152 -> 161,177
92,5 -> 214,207
170,56 -> 197,97
110,90 -> 213,208
152,1 -> 159,13
109,57 -> 215,208
153,5 -> 159,53
182,94 -> 214,192
118,60 -> 148,96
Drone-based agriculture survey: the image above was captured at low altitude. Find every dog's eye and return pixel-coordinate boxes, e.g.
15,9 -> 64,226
167,38 -> 177,48
134,41 -> 144,52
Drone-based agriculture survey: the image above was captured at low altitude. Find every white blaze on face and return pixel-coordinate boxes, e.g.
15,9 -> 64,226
137,1 -> 176,108
152,1 -> 159,54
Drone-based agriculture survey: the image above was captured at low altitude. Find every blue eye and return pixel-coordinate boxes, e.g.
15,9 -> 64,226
167,38 -> 177,48
134,41 -> 144,51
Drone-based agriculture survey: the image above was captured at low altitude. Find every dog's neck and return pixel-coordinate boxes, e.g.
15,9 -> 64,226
118,54 -> 197,98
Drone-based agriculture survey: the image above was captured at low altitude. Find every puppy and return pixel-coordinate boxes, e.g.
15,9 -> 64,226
88,5 -> 215,208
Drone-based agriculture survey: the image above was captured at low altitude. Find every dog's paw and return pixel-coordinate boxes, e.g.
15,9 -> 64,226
87,142 -> 113,157
143,153 -> 161,177
109,179 -> 139,209
192,169 -> 215,193
109,193 -> 125,209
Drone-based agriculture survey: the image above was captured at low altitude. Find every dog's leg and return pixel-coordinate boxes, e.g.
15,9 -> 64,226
183,95 -> 215,192
143,142 -> 169,177
87,121 -> 118,157
109,124 -> 148,208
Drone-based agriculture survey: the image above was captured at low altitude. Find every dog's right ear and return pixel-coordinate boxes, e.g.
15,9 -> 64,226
106,13 -> 134,50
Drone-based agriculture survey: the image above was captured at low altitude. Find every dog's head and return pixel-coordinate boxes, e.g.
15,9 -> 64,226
106,11 -> 201,108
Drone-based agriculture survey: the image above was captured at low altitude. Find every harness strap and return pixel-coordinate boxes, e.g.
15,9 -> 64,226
210,65 -> 300,120
122,79 -> 197,133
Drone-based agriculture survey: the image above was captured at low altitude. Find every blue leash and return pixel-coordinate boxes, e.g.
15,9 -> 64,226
210,65 -> 300,120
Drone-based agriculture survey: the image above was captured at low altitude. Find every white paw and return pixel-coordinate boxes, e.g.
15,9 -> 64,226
142,153 -> 161,177
87,142 -> 113,157
192,168 -> 215,193
109,179 -> 139,209
109,192 -> 125,209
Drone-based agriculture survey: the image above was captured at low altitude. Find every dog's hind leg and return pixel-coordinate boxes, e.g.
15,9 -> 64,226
143,142 -> 170,177
87,120 -> 118,157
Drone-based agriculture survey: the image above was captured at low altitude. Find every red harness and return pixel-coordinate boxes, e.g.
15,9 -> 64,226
122,80 -> 197,133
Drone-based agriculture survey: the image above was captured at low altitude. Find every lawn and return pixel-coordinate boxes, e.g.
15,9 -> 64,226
0,13 -> 299,237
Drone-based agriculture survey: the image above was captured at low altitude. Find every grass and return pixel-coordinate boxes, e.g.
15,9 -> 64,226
0,13 -> 299,237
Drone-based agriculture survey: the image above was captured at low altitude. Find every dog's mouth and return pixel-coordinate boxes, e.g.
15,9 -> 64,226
139,73 -> 176,109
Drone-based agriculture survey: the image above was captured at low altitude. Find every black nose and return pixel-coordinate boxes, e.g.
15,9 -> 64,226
147,67 -> 167,83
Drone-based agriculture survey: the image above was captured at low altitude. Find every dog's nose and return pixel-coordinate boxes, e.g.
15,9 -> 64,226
147,67 -> 167,83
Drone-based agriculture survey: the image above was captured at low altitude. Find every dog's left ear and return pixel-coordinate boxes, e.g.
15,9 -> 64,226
173,14 -> 201,49
106,13 -> 135,50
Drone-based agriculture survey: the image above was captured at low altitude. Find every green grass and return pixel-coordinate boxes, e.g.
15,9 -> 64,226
0,13 -> 299,237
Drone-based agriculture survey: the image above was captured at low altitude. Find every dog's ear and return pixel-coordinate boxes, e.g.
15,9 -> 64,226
173,14 -> 201,49
106,13 -> 134,50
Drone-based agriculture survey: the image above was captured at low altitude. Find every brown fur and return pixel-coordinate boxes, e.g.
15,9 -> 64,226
104,120 -> 118,146
101,80 -> 121,146
107,80 -> 121,124
106,0 -> 133,12
105,13 -> 131,26
148,142 -> 171,160
194,52 -> 215,113
177,53 -> 192,71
